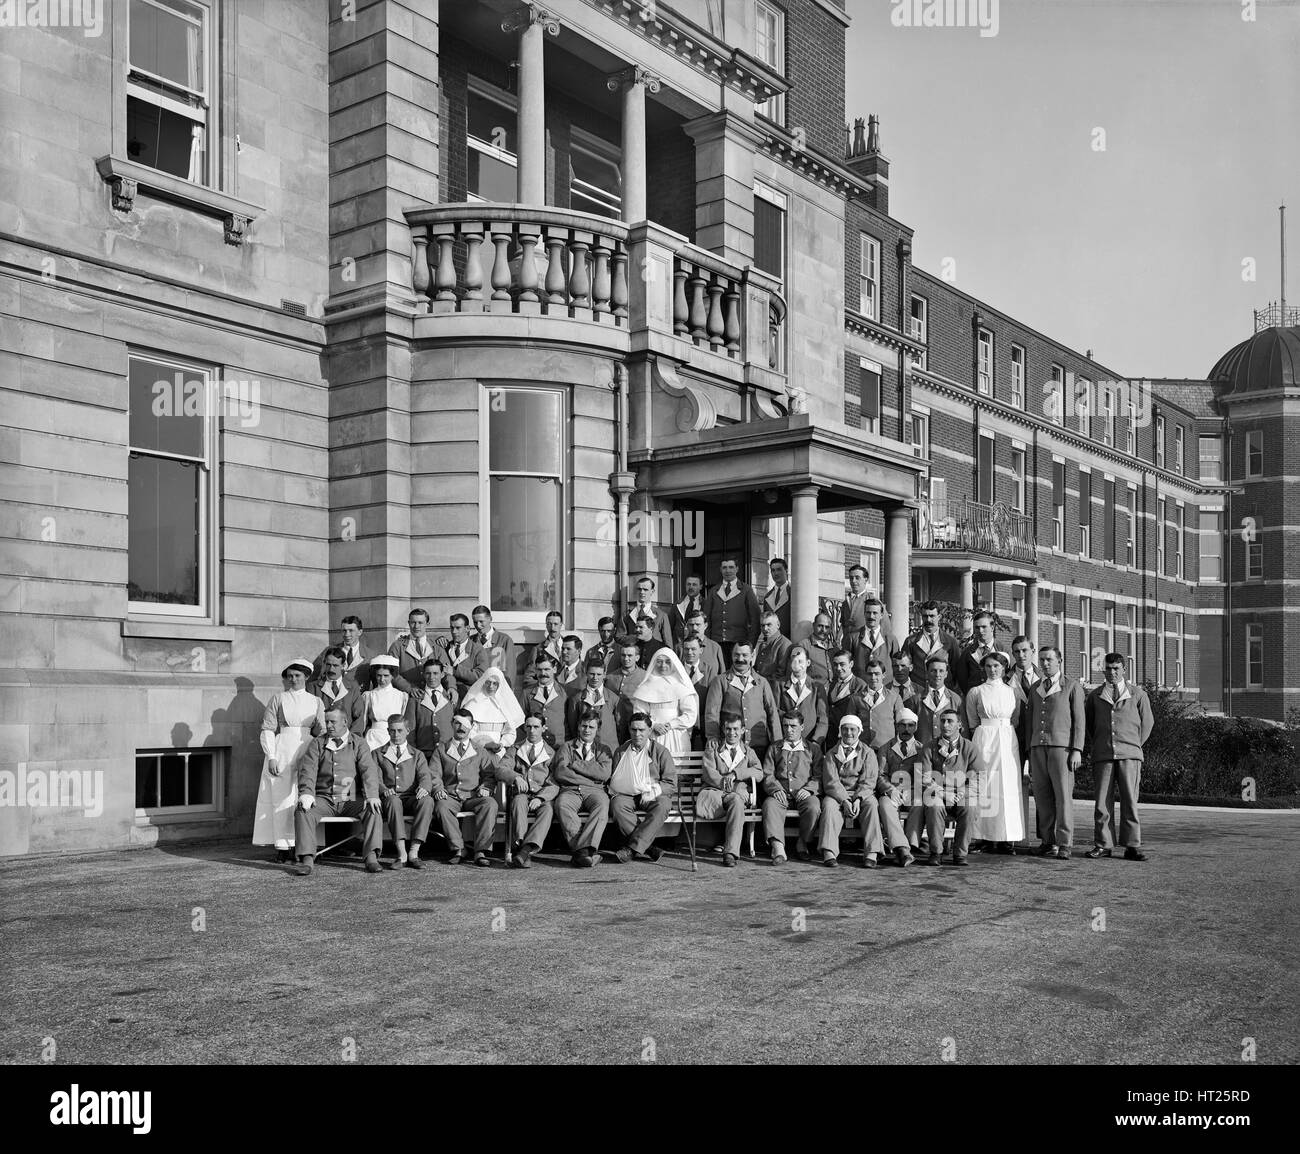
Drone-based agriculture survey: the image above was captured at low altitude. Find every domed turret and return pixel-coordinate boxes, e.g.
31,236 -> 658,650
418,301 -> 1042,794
1208,324 -> 1300,408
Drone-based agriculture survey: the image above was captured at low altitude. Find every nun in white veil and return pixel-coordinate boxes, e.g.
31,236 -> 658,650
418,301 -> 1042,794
460,669 -> 525,750
632,647 -> 698,756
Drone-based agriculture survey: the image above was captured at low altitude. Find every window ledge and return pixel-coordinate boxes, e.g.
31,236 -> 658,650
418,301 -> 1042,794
95,155 -> 263,245
122,619 -> 235,643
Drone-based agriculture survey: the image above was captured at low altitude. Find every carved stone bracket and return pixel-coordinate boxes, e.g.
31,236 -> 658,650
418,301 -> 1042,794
107,175 -> 137,212
653,359 -> 717,433
502,3 -> 560,35
606,65 -> 662,94
224,214 -> 251,246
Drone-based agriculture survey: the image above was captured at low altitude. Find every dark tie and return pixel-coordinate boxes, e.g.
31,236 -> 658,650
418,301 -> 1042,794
580,744 -> 589,760
345,648 -> 354,666
330,680 -> 340,697
725,583 -> 733,596
458,742 -> 468,758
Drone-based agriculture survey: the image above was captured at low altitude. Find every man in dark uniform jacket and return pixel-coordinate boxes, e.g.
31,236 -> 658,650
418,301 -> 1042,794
374,716 -> 434,869
621,575 -> 675,649
408,657 -> 458,759
293,708 -> 383,876
903,601 -> 963,691
565,654 -> 622,750
310,647 -> 362,719
521,654 -> 568,747
701,558 -> 760,667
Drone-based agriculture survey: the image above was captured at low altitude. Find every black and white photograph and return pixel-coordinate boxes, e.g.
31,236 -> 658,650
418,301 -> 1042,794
1,0 -> 1296,1128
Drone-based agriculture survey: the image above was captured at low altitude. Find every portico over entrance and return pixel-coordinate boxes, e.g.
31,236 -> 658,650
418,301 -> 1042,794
631,413 -> 926,640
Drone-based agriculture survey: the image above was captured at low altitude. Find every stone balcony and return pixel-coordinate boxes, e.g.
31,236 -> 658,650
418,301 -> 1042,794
403,203 -> 787,402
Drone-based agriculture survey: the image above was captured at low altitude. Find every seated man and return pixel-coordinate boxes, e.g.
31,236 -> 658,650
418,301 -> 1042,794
859,659 -> 906,754
375,716 -> 434,870
608,712 -> 677,864
819,715 -> 886,868
904,707 -> 979,866
293,708 -> 384,877
564,654 -> 621,749
702,641 -> 781,760
552,710 -> 613,868
825,649 -> 869,737
698,713 -> 762,868
504,715 -> 558,869
761,709 -> 823,864
522,654 -> 568,746
877,709 -> 926,867
431,708 -> 501,866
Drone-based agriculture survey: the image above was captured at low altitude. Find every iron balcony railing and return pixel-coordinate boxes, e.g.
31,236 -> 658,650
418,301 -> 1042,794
916,497 -> 1037,564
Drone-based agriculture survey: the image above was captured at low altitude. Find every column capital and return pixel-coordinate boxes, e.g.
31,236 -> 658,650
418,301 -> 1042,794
501,4 -> 560,35
790,484 -> 821,500
606,65 -> 662,94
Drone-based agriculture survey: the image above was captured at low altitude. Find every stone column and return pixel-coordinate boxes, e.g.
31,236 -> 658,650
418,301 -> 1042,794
502,4 -> 558,205
607,67 -> 660,225
960,568 -> 974,640
791,485 -> 820,642
884,506 -> 911,640
1025,577 -> 1039,647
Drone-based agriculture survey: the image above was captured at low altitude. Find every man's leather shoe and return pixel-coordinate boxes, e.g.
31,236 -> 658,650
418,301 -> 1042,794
447,850 -> 465,865
364,854 -> 382,874
614,846 -> 633,864
863,855 -> 879,869
405,856 -> 424,870
513,845 -> 532,869
384,859 -> 401,870
1037,844 -> 1056,857
645,845 -> 664,862
1085,847 -> 1112,859
1055,847 -> 1071,860
295,858 -> 314,877
895,847 -> 914,868
952,856 -> 969,867
474,852 -> 490,867
572,850 -> 593,868
1124,848 -> 1148,862
925,854 -> 942,866
822,852 -> 837,867
722,852 -> 737,867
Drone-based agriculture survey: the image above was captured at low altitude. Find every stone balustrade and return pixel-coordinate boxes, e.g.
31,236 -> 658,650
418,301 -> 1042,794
672,245 -> 743,358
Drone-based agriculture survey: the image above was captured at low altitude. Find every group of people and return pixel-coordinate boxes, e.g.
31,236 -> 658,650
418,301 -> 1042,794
253,559 -> 1156,876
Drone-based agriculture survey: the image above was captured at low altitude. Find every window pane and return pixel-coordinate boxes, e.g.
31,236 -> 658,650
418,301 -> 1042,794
754,197 -> 783,281
489,476 -> 561,613
127,96 -> 204,182
129,454 -> 201,605
135,756 -> 159,808
468,92 -> 517,154
188,755 -> 213,806
468,146 -> 517,203
572,147 -> 621,200
130,0 -> 205,92
159,753 -> 187,807
129,358 -> 206,457
488,390 -> 562,474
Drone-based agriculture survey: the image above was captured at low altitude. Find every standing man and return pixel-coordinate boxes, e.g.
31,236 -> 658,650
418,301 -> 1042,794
698,714 -> 763,868
555,635 -> 586,692
677,610 -> 725,678
702,558 -> 760,667
915,656 -> 964,752
622,576 -> 674,649
310,647 -> 361,719
670,574 -> 707,643
954,611 -> 1011,697
565,654 -> 621,750
632,618 -> 667,669
431,709 -> 501,866
388,608 -> 436,683
605,639 -> 646,706
375,716 -> 434,870
1009,633 -> 1043,772
551,710 -> 613,868
471,605 -> 516,687
1085,653 -> 1154,862
904,601 -> 962,691
313,615 -> 372,686
762,557 -> 792,639
522,654 -> 568,747
839,565 -> 872,651
825,649 -> 869,738
761,710 -> 823,864
797,612 -> 837,685
433,614 -> 488,697
905,708 -> 980,866
504,714 -> 558,869
702,642 -> 781,760
776,647 -> 828,750
679,636 -> 714,750
293,708 -> 383,877
851,599 -> 896,679
753,611 -> 794,684
1026,646 -> 1086,860
859,660 -> 906,754
591,617 -> 620,668
889,652 -> 919,711
608,713 -> 677,863
409,657 -> 457,760
523,611 -> 566,686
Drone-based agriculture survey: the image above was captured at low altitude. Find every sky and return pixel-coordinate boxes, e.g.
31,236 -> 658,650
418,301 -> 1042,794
844,0 -> 1300,378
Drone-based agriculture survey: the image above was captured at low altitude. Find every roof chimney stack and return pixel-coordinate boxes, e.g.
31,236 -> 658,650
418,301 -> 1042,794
845,113 -> 889,215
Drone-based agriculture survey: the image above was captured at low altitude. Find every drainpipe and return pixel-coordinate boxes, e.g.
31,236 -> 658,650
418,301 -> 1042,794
609,361 -> 636,622
1223,415 -> 1233,717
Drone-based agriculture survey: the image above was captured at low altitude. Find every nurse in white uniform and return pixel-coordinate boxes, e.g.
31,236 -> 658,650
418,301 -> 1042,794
253,659 -> 324,861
